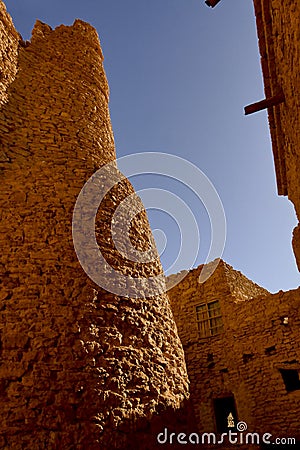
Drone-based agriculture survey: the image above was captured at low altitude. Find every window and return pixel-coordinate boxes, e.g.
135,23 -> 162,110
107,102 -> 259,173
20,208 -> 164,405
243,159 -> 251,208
279,369 -> 300,392
196,300 -> 224,338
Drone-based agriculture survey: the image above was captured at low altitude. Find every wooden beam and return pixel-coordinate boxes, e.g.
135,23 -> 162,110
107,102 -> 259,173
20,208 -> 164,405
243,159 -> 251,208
244,91 -> 285,115
205,0 -> 222,7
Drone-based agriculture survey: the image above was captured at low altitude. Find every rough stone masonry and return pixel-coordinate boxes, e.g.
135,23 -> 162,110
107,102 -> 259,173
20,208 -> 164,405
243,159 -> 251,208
168,260 -> 300,446
0,2 -> 189,448
252,0 -> 300,271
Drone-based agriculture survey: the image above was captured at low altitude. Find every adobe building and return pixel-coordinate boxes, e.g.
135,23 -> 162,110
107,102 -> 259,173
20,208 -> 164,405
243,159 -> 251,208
170,0 -> 300,444
207,0 -> 300,271
168,260 -> 300,446
0,2 -> 190,448
251,0 -> 300,271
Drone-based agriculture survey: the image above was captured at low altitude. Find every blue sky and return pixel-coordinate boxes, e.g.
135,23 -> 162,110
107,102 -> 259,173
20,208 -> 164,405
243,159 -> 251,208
5,0 -> 299,292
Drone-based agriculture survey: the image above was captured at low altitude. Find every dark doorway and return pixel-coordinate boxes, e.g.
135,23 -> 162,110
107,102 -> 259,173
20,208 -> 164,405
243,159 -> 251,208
260,442 -> 299,450
213,395 -> 238,433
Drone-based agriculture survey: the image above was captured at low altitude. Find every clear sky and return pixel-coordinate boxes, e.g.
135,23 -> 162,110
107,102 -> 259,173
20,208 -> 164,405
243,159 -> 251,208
5,0 -> 299,293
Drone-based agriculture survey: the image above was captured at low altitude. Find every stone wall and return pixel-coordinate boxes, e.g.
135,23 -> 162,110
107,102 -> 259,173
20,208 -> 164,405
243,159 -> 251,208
253,0 -> 300,270
168,260 -> 269,349
168,260 -> 300,446
0,2 -> 21,106
0,4 -> 189,448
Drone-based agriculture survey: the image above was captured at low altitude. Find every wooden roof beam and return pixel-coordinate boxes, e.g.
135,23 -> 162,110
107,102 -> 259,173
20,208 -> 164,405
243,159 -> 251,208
205,0 -> 222,8
244,91 -> 285,115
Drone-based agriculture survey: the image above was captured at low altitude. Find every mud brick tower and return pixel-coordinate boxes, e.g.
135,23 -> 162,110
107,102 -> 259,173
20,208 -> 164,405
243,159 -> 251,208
0,3 -> 189,448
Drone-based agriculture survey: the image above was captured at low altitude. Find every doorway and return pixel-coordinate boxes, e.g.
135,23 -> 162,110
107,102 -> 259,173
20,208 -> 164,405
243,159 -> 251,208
213,395 -> 238,433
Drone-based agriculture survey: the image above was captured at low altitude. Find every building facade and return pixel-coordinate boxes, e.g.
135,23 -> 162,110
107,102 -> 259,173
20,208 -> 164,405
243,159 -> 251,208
252,0 -> 300,271
168,260 -> 300,447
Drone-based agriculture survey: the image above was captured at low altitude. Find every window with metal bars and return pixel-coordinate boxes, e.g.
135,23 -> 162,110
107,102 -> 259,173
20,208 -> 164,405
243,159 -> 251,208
196,300 -> 224,338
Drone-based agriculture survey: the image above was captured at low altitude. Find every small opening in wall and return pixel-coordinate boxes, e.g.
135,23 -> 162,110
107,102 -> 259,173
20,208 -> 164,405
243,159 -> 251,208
207,353 -> 214,362
265,345 -> 276,355
279,369 -> 300,392
243,353 -> 254,363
